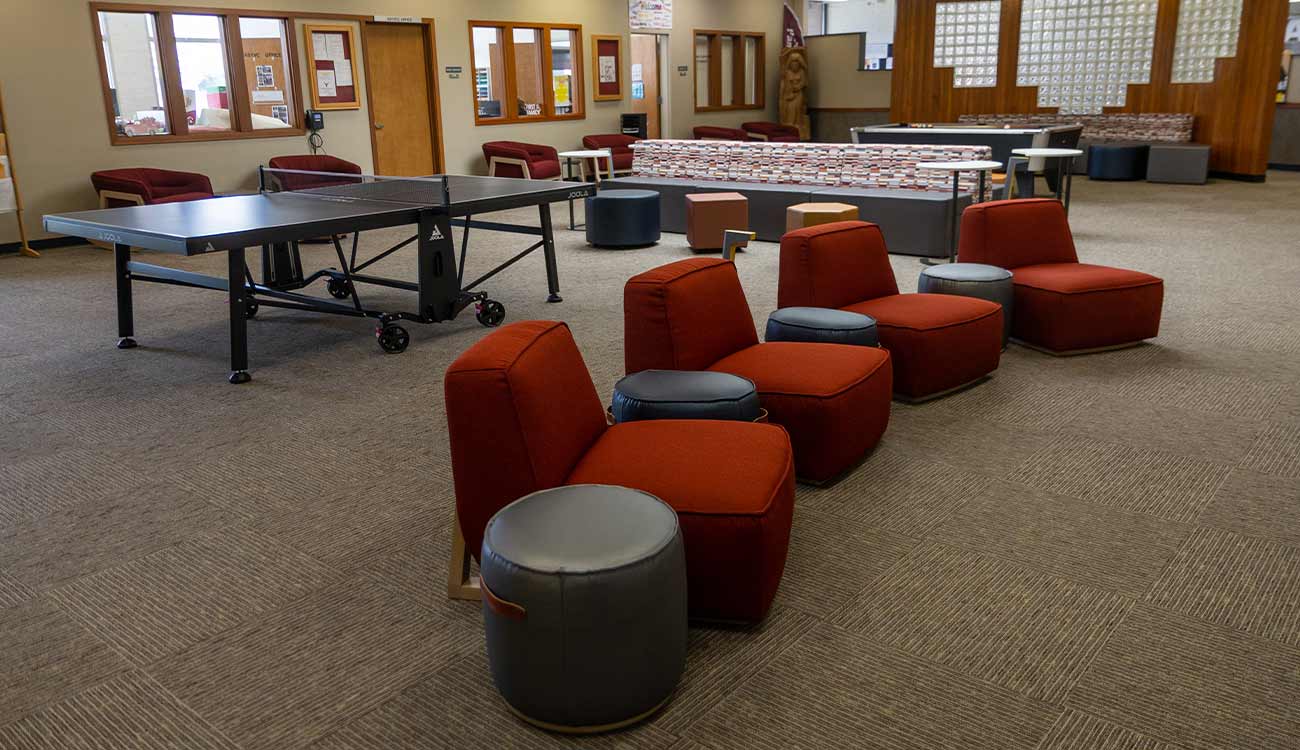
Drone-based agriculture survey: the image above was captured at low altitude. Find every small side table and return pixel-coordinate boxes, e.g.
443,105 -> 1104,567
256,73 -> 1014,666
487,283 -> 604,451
1008,148 -> 1084,214
559,149 -> 616,230
917,159 -> 1002,265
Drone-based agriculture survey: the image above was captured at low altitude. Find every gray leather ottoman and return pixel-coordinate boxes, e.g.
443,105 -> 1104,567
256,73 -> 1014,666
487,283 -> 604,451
601,177 -> 700,233
697,182 -> 814,241
1146,144 -> 1210,184
811,187 -> 970,259
480,484 -> 687,733
612,370 -> 761,423
918,263 -> 1013,345
765,307 -> 878,347
586,189 -> 660,248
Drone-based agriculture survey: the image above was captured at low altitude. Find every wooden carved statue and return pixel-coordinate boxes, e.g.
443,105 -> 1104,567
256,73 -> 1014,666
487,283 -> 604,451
780,46 -> 811,141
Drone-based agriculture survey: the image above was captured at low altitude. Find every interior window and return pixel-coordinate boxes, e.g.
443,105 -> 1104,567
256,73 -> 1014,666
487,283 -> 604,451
512,27 -> 545,117
472,26 -> 505,119
98,11 -> 170,136
550,28 -> 575,115
695,35 -> 711,108
238,17 -> 294,129
172,14 -> 231,131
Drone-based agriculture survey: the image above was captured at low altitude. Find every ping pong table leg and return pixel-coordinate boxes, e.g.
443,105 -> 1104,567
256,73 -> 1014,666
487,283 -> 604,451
227,248 -> 252,384
539,205 -> 562,303
114,243 -> 137,349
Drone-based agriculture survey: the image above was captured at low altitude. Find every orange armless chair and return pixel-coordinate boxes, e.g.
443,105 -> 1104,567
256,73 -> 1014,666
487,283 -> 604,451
624,258 -> 893,484
779,221 -> 1004,402
957,198 -> 1163,354
445,320 -> 796,623
481,141 -> 561,180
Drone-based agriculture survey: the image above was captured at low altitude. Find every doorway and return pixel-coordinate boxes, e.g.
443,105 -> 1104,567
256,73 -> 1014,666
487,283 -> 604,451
362,21 -> 444,175
630,33 -> 667,138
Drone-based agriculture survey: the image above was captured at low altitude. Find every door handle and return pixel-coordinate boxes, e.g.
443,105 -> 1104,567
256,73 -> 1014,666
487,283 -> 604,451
374,123 -> 384,129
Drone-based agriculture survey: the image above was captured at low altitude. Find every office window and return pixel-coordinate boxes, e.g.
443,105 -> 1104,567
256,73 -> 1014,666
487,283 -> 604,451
694,31 -> 765,111
469,21 -> 584,124
91,3 -> 303,143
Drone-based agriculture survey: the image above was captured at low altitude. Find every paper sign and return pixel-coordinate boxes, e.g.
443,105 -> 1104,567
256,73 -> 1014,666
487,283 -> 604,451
335,64 -> 353,87
0,179 -> 16,213
325,34 -> 346,63
373,15 -> 419,23
599,55 -> 617,83
252,90 -> 284,103
255,65 -> 274,88
631,63 -> 643,82
632,81 -> 645,99
312,33 -> 329,60
316,69 -> 337,97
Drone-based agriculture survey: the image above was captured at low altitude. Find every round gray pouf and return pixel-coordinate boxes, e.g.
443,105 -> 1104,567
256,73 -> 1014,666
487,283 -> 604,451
765,307 -> 878,347
612,370 -> 760,423
585,189 -> 661,248
918,262 -> 1013,345
480,484 -> 686,734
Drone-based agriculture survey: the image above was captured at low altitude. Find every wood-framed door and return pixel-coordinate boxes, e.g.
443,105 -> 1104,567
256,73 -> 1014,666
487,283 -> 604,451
362,19 -> 445,175
630,33 -> 663,138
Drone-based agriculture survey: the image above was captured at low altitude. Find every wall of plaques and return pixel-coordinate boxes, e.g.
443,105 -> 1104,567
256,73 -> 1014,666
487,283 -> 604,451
1170,0 -> 1244,83
1016,0 -> 1158,114
933,1 -> 1001,88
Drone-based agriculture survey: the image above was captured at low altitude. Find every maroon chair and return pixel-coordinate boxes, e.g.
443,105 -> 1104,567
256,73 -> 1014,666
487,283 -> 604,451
90,168 -> 213,208
482,141 -> 561,180
742,122 -> 801,142
693,126 -> 751,141
267,154 -> 362,191
581,134 -> 640,177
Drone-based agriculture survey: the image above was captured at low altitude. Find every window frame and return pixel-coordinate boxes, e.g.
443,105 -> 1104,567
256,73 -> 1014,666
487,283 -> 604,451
90,2 -> 305,145
467,20 -> 585,126
693,30 -> 766,112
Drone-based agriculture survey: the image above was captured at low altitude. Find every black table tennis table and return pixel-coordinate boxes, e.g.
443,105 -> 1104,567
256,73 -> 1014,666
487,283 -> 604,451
43,170 -> 596,383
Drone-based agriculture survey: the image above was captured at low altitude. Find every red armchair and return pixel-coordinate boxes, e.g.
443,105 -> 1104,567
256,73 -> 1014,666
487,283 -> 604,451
693,126 -> 751,141
581,134 -> 639,176
779,222 -> 1003,401
625,258 -> 892,483
267,154 -> 362,191
482,141 -> 561,180
743,121 -> 801,142
90,168 -> 213,208
446,320 -> 796,623
958,198 -> 1163,354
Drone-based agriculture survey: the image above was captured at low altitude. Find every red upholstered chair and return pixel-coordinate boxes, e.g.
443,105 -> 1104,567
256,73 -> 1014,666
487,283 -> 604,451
581,134 -> 640,176
482,141 -> 561,180
693,125 -> 751,141
958,198 -> 1163,354
266,154 -> 362,191
446,320 -> 796,623
625,258 -> 892,483
90,168 -> 214,208
742,121 -> 801,142
779,222 -> 1003,402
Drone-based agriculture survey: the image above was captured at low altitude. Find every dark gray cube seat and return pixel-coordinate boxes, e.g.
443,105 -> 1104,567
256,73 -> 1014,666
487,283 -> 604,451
695,182 -> 814,242
601,177 -> 699,234
811,187 -> 970,259
1146,143 -> 1211,184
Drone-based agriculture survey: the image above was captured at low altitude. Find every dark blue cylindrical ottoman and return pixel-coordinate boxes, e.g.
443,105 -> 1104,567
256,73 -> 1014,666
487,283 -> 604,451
480,484 -> 687,733
1088,143 -> 1150,181
586,189 -> 661,248
612,370 -> 761,423
918,263 -> 1013,346
765,307 -> 878,347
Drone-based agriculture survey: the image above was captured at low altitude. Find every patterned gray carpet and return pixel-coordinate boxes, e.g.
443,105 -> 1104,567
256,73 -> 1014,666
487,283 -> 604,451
1,173 -> 1298,749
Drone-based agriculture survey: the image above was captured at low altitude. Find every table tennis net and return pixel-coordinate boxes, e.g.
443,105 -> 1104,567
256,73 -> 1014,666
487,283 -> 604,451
260,168 -> 450,207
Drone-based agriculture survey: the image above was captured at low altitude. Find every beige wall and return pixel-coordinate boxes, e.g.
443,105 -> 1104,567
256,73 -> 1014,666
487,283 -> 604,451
1,0 -> 785,243
805,32 -> 891,110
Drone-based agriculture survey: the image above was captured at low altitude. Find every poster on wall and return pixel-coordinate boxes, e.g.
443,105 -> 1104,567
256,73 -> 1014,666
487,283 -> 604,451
593,35 -> 624,100
303,24 -> 360,110
255,65 -> 275,88
630,0 -> 672,31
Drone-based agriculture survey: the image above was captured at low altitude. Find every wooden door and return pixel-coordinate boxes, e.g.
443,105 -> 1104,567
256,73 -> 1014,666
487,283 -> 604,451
363,22 -> 441,175
630,34 -> 660,138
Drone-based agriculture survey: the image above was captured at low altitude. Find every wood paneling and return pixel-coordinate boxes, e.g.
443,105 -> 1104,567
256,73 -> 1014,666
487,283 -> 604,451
890,0 -> 1289,177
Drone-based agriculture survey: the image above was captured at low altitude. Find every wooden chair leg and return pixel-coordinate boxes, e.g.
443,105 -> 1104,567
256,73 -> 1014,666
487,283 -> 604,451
447,512 -> 481,601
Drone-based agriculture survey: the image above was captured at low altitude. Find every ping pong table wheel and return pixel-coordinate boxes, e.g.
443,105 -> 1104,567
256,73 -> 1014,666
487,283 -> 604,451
475,300 -> 506,328
376,324 -> 410,354
244,298 -> 259,320
229,370 -> 252,384
327,278 -> 353,299
117,337 -> 138,349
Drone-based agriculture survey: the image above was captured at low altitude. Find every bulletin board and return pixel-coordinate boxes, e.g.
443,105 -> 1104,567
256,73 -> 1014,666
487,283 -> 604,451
593,35 -> 624,101
303,24 -> 360,110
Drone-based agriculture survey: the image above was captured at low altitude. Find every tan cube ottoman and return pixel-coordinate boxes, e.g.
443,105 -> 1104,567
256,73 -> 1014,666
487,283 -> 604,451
686,192 -> 749,251
785,202 -> 858,233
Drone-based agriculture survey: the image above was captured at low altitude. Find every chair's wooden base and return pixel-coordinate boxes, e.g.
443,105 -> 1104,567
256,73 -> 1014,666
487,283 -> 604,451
18,244 -> 38,258
505,691 -> 673,735
1012,338 -> 1147,357
447,518 -> 481,601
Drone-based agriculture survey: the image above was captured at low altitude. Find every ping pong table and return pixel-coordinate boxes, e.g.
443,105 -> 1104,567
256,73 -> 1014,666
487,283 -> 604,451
43,170 -> 596,383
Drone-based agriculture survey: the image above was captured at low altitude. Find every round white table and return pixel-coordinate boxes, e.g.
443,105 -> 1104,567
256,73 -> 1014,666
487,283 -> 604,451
918,159 -> 1002,264
1009,147 -> 1084,214
558,149 -> 615,229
